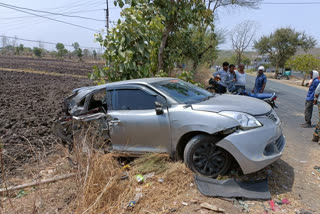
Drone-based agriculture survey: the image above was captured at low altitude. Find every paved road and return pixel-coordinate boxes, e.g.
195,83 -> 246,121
246,75 -> 320,211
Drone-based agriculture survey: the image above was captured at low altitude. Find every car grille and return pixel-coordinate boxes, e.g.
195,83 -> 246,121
275,135 -> 285,151
266,110 -> 278,123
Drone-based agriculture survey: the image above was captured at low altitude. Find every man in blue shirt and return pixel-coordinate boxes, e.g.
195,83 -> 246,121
252,66 -> 267,93
302,70 -> 320,128
213,62 -> 230,94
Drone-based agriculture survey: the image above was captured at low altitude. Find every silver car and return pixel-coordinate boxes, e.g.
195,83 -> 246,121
55,78 -> 285,177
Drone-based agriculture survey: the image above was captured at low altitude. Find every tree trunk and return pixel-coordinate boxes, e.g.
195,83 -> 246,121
157,23 -> 174,72
301,73 -> 307,86
237,53 -> 242,66
193,45 -> 213,71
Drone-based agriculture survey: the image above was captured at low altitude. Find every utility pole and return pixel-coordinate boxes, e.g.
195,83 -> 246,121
105,0 -> 109,35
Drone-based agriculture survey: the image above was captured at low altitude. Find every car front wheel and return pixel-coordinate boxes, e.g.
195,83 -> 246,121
184,135 -> 232,178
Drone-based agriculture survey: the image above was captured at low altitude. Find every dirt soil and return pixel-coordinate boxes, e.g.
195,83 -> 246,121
0,56 -> 93,172
0,56 -> 103,76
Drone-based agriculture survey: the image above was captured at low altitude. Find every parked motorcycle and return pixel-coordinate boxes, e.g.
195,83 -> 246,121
277,70 -> 291,80
206,78 -> 277,108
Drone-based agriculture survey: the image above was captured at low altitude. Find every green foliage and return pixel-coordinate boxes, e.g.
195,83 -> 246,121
177,71 -> 204,88
72,42 -> 80,50
286,54 -> 320,73
83,49 -> 90,57
242,55 -> 251,66
56,43 -> 68,58
15,44 -> 24,55
33,47 -> 43,57
89,0 -> 261,84
88,65 -> 108,85
254,27 -> 317,69
93,50 -> 97,60
95,3 -> 164,82
77,48 -> 83,61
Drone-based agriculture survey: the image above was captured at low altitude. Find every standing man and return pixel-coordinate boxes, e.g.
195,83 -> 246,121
213,62 -> 229,94
302,70 -> 320,128
235,64 -> 246,92
252,66 -> 267,93
312,80 -> 320,142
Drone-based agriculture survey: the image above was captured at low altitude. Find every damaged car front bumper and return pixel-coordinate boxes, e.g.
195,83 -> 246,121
217,113 -> 285,174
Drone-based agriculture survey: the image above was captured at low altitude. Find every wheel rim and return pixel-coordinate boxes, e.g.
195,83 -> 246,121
192,142 -> 227,176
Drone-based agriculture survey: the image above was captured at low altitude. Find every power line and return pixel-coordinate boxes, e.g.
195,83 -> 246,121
0,3 -> 101,32
0,9 -> 104,20
0,2 -> 105,22
263,1 -> 320,4
0,35 -> 101,50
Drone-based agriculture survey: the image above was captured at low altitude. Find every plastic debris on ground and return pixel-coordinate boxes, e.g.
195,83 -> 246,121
135,174 -> 144,183
194,174 -> 271,200
122,164 -> 131,170
143,172 -> 155,180
128,192 -> 143,208
314,166 -> 320,172
120,172 -> 129,180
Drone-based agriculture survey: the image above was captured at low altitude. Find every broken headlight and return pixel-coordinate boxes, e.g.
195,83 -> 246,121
219,111 -> 262,130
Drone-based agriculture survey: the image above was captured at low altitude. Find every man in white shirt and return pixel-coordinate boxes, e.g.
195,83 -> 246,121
235,64 -> 246,92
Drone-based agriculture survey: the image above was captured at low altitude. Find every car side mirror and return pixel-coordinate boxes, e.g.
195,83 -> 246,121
155,101 -> 164,115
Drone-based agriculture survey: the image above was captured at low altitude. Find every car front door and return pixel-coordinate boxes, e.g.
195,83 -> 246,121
106,86 -> 171,154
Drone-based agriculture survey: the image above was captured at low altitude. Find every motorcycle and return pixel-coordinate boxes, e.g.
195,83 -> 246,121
206,77 -> 277,108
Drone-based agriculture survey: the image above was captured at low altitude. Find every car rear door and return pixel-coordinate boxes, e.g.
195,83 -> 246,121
106,85 -> 171,154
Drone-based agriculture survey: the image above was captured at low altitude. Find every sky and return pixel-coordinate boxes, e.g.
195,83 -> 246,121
0,0 -> 320,51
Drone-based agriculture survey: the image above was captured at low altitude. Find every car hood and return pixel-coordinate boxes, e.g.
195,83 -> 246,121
191,94 -> 271,115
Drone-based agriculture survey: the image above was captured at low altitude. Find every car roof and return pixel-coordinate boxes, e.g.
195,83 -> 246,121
72,77 -> 177,94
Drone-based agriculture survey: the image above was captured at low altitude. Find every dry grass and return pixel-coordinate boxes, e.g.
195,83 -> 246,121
69,150 -> 193,214
0,67 -> 87,78
193,65 -> 212,86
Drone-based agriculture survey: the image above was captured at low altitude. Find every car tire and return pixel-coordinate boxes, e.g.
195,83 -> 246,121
184,134 -> 232,178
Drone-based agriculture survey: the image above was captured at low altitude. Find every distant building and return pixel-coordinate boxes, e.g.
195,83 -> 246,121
252,55 -> 272,72
253,55 -> 271,66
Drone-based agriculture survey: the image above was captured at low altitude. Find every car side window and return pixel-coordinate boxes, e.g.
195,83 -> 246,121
112,89 -> 156,110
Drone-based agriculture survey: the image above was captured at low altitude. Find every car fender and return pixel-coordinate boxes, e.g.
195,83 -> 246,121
169,105 -> 239,152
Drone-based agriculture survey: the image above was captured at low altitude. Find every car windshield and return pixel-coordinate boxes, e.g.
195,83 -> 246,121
152,79 -> 214,104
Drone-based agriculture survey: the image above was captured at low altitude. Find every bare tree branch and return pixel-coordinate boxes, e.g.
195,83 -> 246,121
230,20 -> 257,65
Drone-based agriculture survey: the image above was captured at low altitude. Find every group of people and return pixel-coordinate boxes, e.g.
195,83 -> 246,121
302,70 -> 320,144
212,62 -> 267,94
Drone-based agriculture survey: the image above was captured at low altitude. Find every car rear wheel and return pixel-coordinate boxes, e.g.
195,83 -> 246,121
184,135 -> 232,178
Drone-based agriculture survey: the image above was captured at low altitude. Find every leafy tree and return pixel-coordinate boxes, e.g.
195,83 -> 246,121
92,0 -> 261,83
242,55 -> 251,67
56,43 -> 68,58
286,54 -> 320,85
83,49 -> 90,58
254,28 -> 317,72
15,44 -> 24,55
72,42 -> 80,50
231,20 -> 256,65
33,47 -> 43,57
94,5 -> 164,82
77,48 -> 83,61
93,50 -> 97,60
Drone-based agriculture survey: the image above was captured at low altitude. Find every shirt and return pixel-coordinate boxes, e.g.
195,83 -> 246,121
235,71 -> 246,86
213,69 -> 230,88
306,78 -> 320,101
314,80 -> 320,102
254,73 -> 267,93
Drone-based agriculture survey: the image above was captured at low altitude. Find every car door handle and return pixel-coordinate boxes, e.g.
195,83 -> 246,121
109,118 -> 120,125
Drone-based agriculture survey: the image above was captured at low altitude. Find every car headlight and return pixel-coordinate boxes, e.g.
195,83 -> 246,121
219,111 -> 262,130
